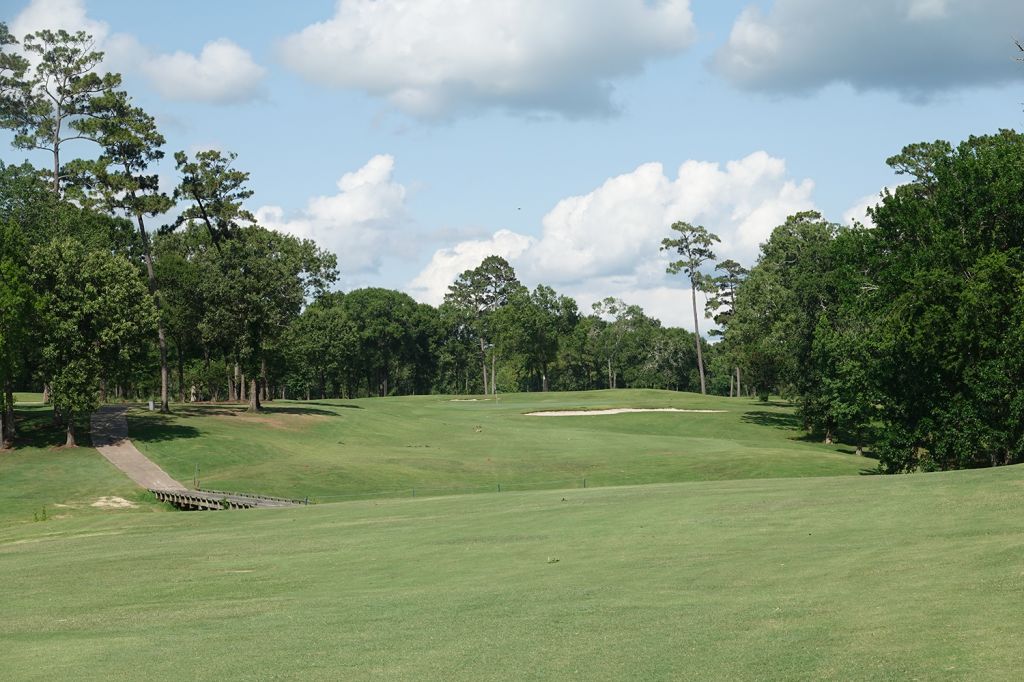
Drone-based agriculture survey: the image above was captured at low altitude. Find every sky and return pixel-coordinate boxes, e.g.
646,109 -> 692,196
2,0 -> 1023,328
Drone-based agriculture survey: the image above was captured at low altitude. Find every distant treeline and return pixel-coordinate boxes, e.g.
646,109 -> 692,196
2,23 -> 1023,475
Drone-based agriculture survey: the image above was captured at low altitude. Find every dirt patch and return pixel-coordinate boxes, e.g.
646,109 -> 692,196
525,408 -> 728,417
213,412 -> 327,430
90,496 -> 137,509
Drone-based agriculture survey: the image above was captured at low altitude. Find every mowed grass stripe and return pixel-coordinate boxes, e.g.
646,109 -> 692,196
127,390 -> 867,500
1,467 -> 1023,680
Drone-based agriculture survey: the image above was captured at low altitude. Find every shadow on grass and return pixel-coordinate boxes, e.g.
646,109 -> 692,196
11,407 -> 76,449
161,403 -> 347,417
261,405 -> 346,416
741,410 -> 802,430
125,414 -> 202,443
289,401 -> 363,410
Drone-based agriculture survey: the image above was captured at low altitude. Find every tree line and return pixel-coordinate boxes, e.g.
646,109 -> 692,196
714,131 -> 1024,473
0,24 -> 722,449
3,23 -> 1022,479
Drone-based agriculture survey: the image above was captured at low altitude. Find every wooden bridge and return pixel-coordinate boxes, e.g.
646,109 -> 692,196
149,488 -> 308,510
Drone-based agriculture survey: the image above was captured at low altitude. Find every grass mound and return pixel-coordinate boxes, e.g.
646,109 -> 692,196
0,406 -> 162,526
126,389 -> 869,500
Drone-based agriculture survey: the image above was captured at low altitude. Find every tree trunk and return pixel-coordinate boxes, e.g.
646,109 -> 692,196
261,358 -> 269,402
607,357 -> 613,389
129,208 -> 171,414
690,282 -> 706,394
248,378 -> 261,411
177,344 -> 186,403
4,380 -> 16,442
233,363 -> 241,401
735,366 -> 741,398
65,414 -> 76,448
42,383 -> 50,404
491,352 -> 497,395
240,374 -> 247,402
541,364 -> 549,392
53,143 -> 60,194
729,372 -> 734,398
479,337 -> 489,397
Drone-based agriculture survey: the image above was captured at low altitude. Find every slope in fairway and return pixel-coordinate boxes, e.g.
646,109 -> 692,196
126,389 -> 868,499
0,406 -> 163,526
2,465 -> 1023,680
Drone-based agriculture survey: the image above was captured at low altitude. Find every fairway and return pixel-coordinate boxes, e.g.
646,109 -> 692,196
2,465 -> 1023,680
126,390 -> 868,500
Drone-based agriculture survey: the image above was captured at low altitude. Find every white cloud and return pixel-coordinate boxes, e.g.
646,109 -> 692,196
10,0 -> 265,104
11,0 -> 106,41
257,155 -> 410,276
279,0 -> 696,118
528,151 -> 815,283
842,192 -> 883,228
712,0 -> 1024,97
408,151 -> 816,315
408,230 -> 535,305
141,39 -> 265,104
842,183 -> 909,227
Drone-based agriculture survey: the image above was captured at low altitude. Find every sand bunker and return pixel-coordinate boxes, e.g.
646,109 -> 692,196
526,408 -> 727,417
90,496 -> 137,509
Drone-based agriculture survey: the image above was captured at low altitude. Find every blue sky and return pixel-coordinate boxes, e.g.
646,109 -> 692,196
3,0 -> 1023,327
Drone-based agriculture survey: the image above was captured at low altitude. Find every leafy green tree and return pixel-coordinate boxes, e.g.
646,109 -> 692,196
0,220 -> 32,446
443,255 -> 525,395
0,28 -> 121,194
209,226 -> 335,410
168,150 -> 256,249
343,288 -> 426,397
868,131 -> 1024,471
706,259 -> 748,396
68,92 -> 174,411
493,285 -> 578,391
0,23 -> 27,103
591,298 -> 652,389
30,238 -> 157,446
726,212 -> 838,406
661,221 -> 720,394
283,293 -> 356,399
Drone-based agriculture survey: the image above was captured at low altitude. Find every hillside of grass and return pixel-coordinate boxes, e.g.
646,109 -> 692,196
2,464 -> 1022,680
126,390 -> 869,500
0,406 -> 162,526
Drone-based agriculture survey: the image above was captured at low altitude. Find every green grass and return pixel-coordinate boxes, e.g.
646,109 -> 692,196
0,406 -> 163,526
126,389 -> 869,500
2,465 -> 1023,680
13,391 -> 44,404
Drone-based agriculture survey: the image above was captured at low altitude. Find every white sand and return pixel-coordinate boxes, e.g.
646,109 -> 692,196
525,408 -> 727,417
90,496 -> 137,509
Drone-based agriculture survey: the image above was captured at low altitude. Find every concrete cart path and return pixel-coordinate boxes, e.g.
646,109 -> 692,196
90,405 -> 187,491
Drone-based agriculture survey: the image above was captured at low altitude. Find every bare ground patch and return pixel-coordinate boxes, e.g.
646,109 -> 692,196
211,411 -> 329,430
90,496 -> 137,509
